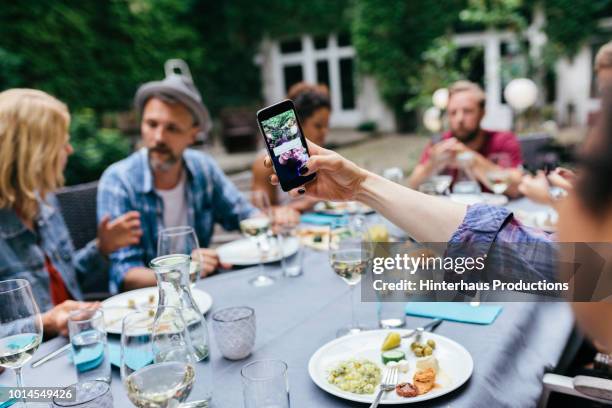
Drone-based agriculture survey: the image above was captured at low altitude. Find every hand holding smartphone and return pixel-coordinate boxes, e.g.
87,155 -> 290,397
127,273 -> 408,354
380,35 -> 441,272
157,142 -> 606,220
257,99 -> 316,191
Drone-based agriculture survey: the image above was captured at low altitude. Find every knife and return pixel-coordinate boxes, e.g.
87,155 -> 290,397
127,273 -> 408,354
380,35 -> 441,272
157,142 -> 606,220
401,318 -> 442,339
31,343 -> 71,368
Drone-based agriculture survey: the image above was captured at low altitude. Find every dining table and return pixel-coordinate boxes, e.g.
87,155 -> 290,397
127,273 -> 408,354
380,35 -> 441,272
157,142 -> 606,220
5,198 -> 575,407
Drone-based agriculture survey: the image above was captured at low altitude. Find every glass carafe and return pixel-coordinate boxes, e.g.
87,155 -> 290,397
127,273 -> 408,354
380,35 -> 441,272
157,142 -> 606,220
150,254 -> 209,362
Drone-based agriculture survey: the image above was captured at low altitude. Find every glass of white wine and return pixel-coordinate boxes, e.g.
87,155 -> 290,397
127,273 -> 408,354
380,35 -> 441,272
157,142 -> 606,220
485,152 -> 513,195
157,226 -> 203,288
0,279 -> 43,407
328,217 -> 373,337
240,191 -> 275,287
121,306 -> 196,408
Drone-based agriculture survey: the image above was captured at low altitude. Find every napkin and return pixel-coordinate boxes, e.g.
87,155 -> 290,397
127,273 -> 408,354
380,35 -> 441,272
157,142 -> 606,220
301,213 -> 341,225
68,341 -> 123,368
405,302 -> 502,325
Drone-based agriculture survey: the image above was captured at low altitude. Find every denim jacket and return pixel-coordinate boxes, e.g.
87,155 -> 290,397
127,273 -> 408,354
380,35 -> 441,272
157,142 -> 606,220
0,195 -> 108,312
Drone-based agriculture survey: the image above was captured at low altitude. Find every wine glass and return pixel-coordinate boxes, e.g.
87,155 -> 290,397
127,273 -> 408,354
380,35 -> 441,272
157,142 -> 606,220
240,191 -> 275,287
0,279 -> 43,406
158,226 -> 203,288
485,153 -> 513,195
121,306 -> 196,408
328,216 -> 372,337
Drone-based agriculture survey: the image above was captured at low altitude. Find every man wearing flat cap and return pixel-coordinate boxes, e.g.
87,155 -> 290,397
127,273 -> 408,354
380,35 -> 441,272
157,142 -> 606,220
97,60 -> 257,292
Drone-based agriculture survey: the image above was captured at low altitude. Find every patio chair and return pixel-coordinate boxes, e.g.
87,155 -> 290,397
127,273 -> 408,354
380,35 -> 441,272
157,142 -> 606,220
518,133 -> 557,171
55,181 -> 109,300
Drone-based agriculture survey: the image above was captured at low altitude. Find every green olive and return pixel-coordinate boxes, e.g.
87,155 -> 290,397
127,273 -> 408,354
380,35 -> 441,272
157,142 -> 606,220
410,342 -> 419,350
414,347 -> 424,357
423,346 -> 433,356
427,339 -> 436,349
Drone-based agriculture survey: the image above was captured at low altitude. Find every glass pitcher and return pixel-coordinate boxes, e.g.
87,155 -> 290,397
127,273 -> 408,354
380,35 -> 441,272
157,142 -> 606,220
150,254 -> 209,362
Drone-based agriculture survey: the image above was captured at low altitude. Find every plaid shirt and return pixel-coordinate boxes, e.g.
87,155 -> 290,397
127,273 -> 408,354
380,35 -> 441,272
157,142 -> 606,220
446,203 -> 557,297
97,148 -> 255,293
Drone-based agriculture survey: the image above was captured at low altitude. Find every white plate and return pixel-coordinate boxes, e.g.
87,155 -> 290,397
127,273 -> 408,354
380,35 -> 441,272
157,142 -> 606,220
217,236 -> 299,266
449,193 -> 508,206
308,329 -> 473,405
313,201 -> 374,215
102,287 -> 213,334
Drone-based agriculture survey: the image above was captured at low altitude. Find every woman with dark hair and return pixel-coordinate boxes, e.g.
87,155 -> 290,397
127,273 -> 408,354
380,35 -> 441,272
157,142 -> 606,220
252,82 -> 331,211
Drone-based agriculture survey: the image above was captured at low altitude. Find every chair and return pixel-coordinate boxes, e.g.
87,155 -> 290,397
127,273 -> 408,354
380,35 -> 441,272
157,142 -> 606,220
55,181 -> 109,299
518,133 -> 557,171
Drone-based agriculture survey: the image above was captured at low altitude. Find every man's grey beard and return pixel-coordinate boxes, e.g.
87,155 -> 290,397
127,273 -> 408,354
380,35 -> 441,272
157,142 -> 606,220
148,150 -> 179,173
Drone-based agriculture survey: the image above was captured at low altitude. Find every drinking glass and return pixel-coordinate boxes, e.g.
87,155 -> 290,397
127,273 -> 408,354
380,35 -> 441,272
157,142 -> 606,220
278,217 -> 303,278
212,307 -> 256,360
52,381 -> 113,408
485,153 -> 513,195
68,309 -> 110,384
120,307 -> 196,408
158,226 -> 203,288
328,217 -> 372,337
242,360 -> 290,408
240,191 -> 275,287
0,279 -> 44,406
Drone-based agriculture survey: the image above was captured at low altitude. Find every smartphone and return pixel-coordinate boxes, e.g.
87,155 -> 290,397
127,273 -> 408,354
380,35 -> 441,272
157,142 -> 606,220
256,99 -> 316,191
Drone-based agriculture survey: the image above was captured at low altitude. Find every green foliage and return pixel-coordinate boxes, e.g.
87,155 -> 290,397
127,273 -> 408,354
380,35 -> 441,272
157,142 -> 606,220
544,0 -> 611,58
64,110 -> 130,186
352,0 -> 465,119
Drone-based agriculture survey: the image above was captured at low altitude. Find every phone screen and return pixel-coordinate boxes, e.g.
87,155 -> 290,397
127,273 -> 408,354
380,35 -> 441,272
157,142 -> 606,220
258,101 -> 315,191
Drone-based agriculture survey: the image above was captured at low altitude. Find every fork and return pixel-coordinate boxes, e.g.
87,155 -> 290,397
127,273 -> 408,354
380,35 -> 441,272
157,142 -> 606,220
369,365 -> 399,408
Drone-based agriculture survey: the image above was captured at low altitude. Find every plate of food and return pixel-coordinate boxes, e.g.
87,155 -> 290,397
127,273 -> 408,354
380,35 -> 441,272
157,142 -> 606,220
514,210 -> 557,232
308,329 -> 473,405
217,236 -> 299,266
313,201 -> 374,215
297,226 -> 330,251
102,287 -> 213,334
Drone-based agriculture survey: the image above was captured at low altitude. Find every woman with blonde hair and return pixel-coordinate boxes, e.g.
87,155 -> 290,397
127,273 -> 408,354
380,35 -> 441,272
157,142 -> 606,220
0,89 -> 142,338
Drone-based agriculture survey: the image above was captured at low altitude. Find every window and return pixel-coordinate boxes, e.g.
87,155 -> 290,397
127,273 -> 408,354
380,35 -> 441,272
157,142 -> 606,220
339,58 -> 355,109
280,39 -> 302,54
316,60 -> 330,87
314,35 -> 328,50
283,65 -> 303,93
337,32 -> 352,47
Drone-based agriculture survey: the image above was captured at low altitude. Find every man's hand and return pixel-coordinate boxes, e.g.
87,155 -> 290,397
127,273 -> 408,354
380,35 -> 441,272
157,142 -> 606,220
98,211 -> 143,256
192,248 -> 231,277
429,138 -> 467,170
42,300 -> 100,337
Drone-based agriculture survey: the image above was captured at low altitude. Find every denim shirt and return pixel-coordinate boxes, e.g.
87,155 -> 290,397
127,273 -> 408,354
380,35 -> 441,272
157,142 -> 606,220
0,195 -> 108,312
97,148 -> 255,293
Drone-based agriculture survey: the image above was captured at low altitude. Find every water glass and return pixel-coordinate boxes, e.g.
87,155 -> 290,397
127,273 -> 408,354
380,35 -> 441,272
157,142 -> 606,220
68,309 -> 110,384
52,381 -> 113,408
242,360 -> 290,408
279,227 -> 303,278
212,307 -> 256,360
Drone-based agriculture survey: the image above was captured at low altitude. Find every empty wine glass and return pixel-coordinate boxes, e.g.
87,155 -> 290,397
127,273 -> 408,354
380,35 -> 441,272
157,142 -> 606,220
121,306 -> 196,408
0,279 -> 44,407
240,191 -> 275,287
158,226 -> 203,288
328,217 -> 373,337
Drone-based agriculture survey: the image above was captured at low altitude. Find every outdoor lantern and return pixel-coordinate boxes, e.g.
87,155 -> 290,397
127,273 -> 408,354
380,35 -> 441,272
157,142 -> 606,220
423,107 -> 442,132
432,88 -> 449,110
504,78 -> 538,111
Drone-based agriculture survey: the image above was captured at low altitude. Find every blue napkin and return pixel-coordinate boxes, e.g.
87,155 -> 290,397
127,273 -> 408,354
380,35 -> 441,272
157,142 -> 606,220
68,341 -> 124,368
0,386 -> 16,408
300,213 -> 341,225
405,302 -> 502,325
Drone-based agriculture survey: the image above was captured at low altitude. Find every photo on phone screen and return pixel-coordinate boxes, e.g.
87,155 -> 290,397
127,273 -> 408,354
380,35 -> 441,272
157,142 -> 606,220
258,100 -> 316,191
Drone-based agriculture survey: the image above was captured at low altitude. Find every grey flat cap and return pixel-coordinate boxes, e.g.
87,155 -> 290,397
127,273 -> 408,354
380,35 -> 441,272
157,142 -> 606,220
135,59 -> 212,140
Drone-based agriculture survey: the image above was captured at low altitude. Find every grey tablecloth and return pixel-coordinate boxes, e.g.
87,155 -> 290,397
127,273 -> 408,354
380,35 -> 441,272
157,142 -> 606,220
5,246 -> 574,408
